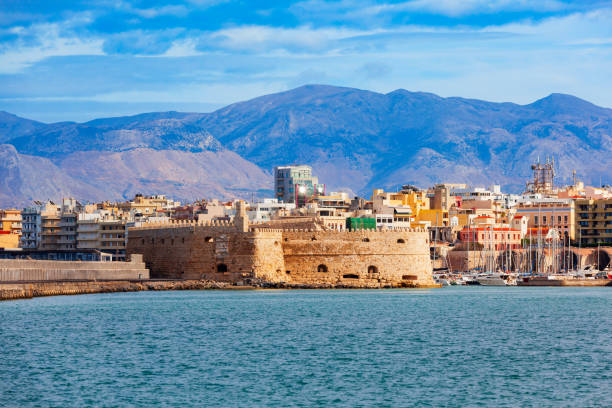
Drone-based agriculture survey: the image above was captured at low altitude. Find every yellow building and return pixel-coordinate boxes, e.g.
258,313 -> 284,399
0,209 -> 21,235
372,189 -> 449,226
0,208 -> 20,248
118,194 -> 180,217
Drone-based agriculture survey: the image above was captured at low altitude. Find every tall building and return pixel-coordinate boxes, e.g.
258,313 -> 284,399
40,211 -> 61,250
99,219 -> 128,261
20,202 -> 60,249
576,198 -> 612,245
57,198 -> 82,250
77,213 -> 102,251
274,165 -> 321,207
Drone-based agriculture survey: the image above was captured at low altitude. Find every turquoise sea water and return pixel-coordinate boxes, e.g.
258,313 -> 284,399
1,287 -> 611,407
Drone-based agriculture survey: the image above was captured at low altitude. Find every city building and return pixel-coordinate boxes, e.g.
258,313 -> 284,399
274,165 -> 321,206
20,202 -> 60,249
247,199 -> 296,223
99,219 -> 128,261
459,226 -> 523,250
0,209 -> 21,235
514,199 -> 575,240
575,198 -> 612,245
118,194 -> 180,217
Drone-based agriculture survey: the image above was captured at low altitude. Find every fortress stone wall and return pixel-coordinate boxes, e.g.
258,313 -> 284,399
126,208 -> 435,288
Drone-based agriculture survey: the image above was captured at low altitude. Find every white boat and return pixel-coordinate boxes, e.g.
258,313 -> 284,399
475,273 -> 516,286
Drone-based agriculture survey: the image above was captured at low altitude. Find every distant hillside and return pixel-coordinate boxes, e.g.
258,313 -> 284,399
1,85 -> 611,207
194,85 -> 612,193
0,111 -> 46,143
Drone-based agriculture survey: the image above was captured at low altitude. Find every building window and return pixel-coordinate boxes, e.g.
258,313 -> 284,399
317,264 -> 328,272
397,239 -> 405,243
217,263 -> 228,273
362,238 -> 370,242
368,265 -> 378,274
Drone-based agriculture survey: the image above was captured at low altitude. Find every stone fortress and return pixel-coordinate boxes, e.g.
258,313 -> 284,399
127,202 -> 437,288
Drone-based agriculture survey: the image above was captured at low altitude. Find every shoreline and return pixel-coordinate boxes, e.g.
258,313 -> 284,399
0,280 -> 442,301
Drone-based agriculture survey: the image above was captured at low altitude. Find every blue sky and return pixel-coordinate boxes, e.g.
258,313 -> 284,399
1,0 -> 611,122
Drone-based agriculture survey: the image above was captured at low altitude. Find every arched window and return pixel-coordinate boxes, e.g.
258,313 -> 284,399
205,236 -> 214,243
362,238 -> 370,242
368,265 -> 378,274
317,264 -> 328,272
397,239 -> 405,243
217,263 -> 228,273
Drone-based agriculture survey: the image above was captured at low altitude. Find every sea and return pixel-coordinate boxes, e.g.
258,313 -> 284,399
1,287 -> 611,407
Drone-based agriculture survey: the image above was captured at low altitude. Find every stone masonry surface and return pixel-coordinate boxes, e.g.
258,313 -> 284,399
126,218 -> 436,288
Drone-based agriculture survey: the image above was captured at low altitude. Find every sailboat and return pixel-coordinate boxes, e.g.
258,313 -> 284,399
475,225 -> 515,286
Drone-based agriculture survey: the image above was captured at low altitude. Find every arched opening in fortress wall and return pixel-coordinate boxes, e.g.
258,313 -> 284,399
317,264 -> 328,272
586,250 -> 611,270
496,250 -> 519,272
557,250 -> 579,271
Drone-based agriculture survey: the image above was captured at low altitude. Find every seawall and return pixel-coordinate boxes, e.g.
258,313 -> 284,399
0,255 -> 149,282
0,280 -> 235,301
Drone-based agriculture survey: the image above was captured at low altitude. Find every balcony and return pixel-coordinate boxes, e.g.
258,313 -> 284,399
100,244 -> 126,249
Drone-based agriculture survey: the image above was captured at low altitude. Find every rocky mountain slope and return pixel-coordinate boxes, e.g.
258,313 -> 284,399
1,85 -> 611,207
194,85 -> 612,193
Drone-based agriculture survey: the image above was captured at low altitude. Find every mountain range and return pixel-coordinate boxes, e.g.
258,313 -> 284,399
1,84 -> 611,208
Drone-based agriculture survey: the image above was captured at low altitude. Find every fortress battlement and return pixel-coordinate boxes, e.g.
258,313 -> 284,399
127,202 -> 435,287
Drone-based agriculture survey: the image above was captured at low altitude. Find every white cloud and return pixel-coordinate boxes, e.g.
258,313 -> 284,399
162,38 -> 203,57
291,0 -> 570,20
131,5 -> 190,18
381,0 -> 569,17
202,25 -> 377,53
0,22 -> 104,74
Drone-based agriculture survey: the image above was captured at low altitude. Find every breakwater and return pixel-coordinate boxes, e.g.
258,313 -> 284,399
0,280 -> 234,301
